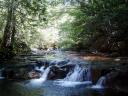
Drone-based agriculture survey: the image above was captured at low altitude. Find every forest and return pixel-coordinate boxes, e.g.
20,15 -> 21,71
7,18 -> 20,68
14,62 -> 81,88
0,0 -> 127,58
0,0 -> 128,96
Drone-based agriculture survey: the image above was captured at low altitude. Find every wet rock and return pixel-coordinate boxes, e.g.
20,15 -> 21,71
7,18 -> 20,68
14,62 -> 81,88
49,59 -> 69,66
91,69 -> 101,83
1,64 -> 42,80
47,65 -> 67,80
109,52 -> 120,57
100,64 -> 128,90
28,70 -> 41,79
101,68 -> 115,76
32,64 -> 77,80
60,64 -> 76,71
5,70 -> 15,79
35,60 -> 49,68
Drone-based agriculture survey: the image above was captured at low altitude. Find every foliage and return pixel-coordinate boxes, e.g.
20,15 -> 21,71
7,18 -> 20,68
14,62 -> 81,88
59,0 -> 128,54
0,0 -> 47,55
0,0 -> 128,56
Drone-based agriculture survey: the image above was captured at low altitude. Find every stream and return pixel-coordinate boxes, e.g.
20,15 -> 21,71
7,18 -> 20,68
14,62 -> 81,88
0,50 -> 128,96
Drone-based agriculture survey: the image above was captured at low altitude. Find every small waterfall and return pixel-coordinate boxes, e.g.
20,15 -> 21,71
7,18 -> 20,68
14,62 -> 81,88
40,66 -> 51,81
86,65 -> 92,81
54,65 -> 92,87
29,66 -> 51,87
96,76 -> 106,86
92,76 -> 106,89
64,65 -> 90,82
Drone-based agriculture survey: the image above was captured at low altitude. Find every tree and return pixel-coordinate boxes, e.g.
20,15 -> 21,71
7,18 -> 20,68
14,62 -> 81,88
1,0 -> 16,57
0,0 -> 47,57
59,0 -> 128,54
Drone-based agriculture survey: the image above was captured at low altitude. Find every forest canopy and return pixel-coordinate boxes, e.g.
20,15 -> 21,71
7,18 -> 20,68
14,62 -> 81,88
0,0 -> 128,58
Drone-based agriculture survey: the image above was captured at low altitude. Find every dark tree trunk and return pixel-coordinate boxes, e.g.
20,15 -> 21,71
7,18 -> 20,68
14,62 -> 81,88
0,0 -> 16,58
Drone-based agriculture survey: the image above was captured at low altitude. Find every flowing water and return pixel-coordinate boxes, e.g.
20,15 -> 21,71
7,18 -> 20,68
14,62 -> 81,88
92,76 -> 106,89
0,50 -> 127,96
40,66 -> 51,81
64,65 -> 88,82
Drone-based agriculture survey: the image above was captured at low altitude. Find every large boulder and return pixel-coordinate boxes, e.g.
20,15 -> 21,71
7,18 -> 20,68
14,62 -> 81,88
47,65 -> 68,80
44,64 -> 76,80
100,64 -> 128,91
1,64 -> 41,80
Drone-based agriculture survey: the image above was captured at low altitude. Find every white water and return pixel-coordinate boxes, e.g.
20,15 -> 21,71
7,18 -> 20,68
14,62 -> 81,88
29,66 -> 51,87
40,66 -> 51,81
54,80 -> 92,87
29,50 -> 93,87
35,66 -> 45,73
54,65 -> 92,87
64,65 -> 88,82
92,76 -> 106,89
86,65 -> 92,81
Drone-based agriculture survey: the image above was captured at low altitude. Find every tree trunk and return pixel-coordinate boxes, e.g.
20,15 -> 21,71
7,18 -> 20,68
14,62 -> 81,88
0,0 -> 16,58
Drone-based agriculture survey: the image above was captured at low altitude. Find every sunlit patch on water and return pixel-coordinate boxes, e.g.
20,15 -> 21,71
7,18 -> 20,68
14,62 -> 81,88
82,56 -> 112,61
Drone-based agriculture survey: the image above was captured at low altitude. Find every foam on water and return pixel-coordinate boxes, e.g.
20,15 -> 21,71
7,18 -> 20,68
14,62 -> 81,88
54,80 -> 92,87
